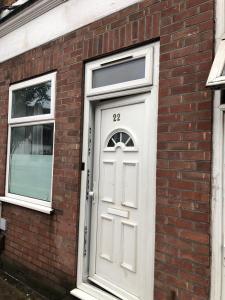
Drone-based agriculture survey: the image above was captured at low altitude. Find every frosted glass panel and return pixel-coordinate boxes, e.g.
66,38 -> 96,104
9,124 -> 53,201
92,57 -> 145,88
12,81 -> 51,118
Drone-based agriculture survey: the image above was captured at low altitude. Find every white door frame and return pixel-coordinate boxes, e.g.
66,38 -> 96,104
210,0 -> 225,299
71,41 -> 160,300
210,91 -> 224,300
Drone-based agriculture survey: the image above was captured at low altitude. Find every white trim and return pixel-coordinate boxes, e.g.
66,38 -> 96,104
215,0 -> 225,42
8,72 -> 56,124
0,0 -> 67,38
72,41 -> 160,300
210,91 -> 224,300
71,283 -> 119,300
3,72 -> 56,212
0,196 -> 53,214
71,288 -> 100,300
210,0 -> 225,298
87,86 -> 151,101
207,40 -> 225,86
6,191 -> 52,207
85,45 -> 153,97
89,273 -> 139,300
207,0 -> 225,87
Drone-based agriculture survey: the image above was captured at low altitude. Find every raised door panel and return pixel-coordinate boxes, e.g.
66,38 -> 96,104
99,215 -> 115,262
121,221 -> 137,273
122,161 -> 139,208
100,160 -> 116,203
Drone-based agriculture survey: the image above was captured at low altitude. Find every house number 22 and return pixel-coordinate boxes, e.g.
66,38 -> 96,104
113,113 -> 120,122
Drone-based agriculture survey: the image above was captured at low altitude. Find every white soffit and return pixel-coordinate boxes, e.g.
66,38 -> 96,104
0,0 -> 140,63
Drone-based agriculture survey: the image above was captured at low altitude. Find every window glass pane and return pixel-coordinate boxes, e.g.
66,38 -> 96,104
8,124 -> 54,201
112,133 -> 120,143
107,131 -> 134,148
222,66 -> 225,76
12,81 -> 51,118
126,139 -> 134,147
107,139 -> 115,147
92,57 -> 145,88
122,132 -> 129,143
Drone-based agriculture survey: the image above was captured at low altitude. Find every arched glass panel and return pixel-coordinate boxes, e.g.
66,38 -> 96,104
107,131 -> 134,148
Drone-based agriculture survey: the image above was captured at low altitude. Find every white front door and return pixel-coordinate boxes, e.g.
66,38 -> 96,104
89,94 -> 155,300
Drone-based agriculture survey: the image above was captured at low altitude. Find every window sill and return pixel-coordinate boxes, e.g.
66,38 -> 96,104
0,196 -> 53,214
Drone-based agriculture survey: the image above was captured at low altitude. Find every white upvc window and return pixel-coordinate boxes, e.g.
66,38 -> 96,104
207,36 -> 225,86
0,72 -> 56,214
86,45 -> 154,97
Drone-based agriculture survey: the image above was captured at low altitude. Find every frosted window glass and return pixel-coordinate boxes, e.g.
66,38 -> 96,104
9,124 -> 53,201
92,57 -> 145,88
12,81 -> 51,118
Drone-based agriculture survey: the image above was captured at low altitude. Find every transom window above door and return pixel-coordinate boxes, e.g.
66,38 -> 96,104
86,45 -> 154,97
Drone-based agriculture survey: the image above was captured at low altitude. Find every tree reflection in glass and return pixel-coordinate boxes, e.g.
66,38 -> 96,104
12,81 -> 51,118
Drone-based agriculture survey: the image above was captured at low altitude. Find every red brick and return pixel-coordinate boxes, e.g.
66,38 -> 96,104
0,0 -> 214,298
180,230 -> 209,244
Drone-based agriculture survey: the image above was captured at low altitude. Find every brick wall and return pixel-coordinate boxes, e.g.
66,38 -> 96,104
0,0 -> 214,299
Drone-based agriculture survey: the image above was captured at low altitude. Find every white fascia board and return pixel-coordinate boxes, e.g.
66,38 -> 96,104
0,0 -> 140,63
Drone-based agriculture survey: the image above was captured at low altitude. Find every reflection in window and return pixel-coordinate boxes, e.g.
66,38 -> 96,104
107,131 -> 134,148
12,81 -> 51,118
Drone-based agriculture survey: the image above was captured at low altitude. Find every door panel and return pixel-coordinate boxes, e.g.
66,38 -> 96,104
122,161 -> 139,208
89,96 -> 152,300
101,160 -> 116,203
99,215 -> 114,262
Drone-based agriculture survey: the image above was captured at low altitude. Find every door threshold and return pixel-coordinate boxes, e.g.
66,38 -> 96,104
70,288 -> 97,300
70,283 -> 119,300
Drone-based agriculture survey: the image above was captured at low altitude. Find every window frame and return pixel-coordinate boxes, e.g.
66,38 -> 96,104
1,72 -> 56,214
85,45 -> 154,97
207,37 -> 225,86
8,73 -> 56,124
